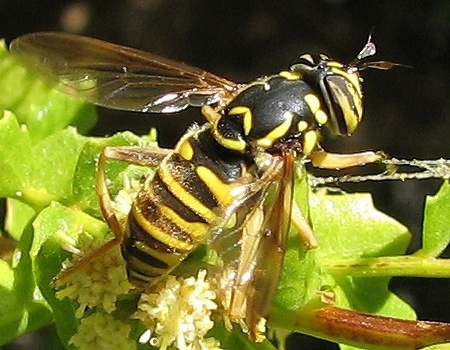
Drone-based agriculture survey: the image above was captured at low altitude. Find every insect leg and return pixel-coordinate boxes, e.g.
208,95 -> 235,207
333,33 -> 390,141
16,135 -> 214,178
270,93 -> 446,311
309,150 -> 386,169
54,146 -> 171,287
97,145 -> 171,242
290,202 -> 320,250
201,105 -> 221,123
100,146 -> 171,167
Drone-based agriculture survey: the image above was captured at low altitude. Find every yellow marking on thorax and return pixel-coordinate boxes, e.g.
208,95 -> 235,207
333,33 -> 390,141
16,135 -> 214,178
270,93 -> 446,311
132,206 -> 195,252
229,105 -> 252,135
327,61 -> 343,68
158,163 -> 218,223
255,138 -> 272,149
255,112 -> 293,149
304,93 -> 329,125
212,120 -> 246,153
279,70 -> 302,80
304,94 -> 321,112
297,120 -> 309,132
315,110 -> 328,125
302,130 -> 319,155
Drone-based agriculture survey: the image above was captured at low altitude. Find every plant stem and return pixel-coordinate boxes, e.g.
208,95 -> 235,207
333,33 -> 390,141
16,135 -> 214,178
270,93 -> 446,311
323,255 -> 450,278
270,303 -> 450,350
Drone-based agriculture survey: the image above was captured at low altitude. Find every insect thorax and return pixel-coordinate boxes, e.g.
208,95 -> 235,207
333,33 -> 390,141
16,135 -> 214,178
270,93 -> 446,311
212,74 -> 325,156
212,57 -> 365,156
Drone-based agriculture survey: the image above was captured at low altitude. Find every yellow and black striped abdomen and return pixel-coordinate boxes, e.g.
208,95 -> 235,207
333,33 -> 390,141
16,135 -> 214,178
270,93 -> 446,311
122,126 -> 254,285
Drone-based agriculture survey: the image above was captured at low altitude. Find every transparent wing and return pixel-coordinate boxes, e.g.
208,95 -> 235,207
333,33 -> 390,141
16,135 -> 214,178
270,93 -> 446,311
10,32 -> 238,113
208,152 -> 296,339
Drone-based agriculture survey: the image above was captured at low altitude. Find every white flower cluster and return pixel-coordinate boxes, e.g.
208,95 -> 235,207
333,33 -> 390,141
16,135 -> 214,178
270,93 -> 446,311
110,175 -> 142,223
135,270 -> 221,350
69,312 -> 136,350
55,236 -> 134,318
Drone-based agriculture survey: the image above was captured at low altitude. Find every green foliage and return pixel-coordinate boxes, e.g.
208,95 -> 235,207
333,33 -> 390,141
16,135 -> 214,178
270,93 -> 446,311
1,36 -> 450,350
276,189 -> 413,318
0,40 -> 97,142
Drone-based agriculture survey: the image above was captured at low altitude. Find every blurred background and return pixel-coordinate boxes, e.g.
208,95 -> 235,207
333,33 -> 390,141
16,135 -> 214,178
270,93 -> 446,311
1,0 -> 450,349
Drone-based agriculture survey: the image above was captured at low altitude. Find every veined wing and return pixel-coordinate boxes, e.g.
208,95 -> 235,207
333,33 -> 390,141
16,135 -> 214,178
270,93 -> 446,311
10,32 -> 238,113
208,152 -> 295,339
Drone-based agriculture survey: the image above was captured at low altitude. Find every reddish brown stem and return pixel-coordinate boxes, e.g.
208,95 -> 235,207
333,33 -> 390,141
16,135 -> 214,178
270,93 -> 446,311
270,304 -> 450,349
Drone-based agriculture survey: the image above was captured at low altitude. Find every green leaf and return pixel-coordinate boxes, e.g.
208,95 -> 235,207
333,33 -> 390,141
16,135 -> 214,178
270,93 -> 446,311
0,39 -> 97,142
5,199 -> 36,241
31,202 -> 109,259
31,129 -> 87,202
273,184 -> 415,347
0,110 -> 87,209
0,110 -> 32,198
311,191 -> 415,326
208,322 -> 278,350
0,224 -> 53,346
311,192 -> 411,260
72,132 -> 157,217
276,186 -> 411,317
420,181 -> 450,257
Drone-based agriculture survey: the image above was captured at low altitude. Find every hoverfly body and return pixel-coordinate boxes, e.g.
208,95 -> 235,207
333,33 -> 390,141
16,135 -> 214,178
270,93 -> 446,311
10,31 -> 398,340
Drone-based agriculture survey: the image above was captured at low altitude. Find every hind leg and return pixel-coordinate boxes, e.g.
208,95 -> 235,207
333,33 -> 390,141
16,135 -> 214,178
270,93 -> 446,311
54,146 -> 171,287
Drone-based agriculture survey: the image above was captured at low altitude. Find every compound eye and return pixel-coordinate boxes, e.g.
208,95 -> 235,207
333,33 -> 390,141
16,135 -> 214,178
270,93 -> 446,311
323,74 -> 363,136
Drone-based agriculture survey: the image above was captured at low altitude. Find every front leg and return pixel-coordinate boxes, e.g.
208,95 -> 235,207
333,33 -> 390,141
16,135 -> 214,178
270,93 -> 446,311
310,150 -> 387,170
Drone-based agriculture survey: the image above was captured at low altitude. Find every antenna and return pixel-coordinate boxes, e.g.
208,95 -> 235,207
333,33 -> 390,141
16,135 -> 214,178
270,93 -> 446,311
349,28 -> 409,71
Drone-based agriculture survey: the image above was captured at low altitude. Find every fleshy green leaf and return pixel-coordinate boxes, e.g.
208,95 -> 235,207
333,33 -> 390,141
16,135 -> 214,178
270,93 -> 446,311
276,186 -> 412,313
31,202 -> 109,260
208,322 -> 278,350
33,203 -> 108,347
0,110 -> 88,210
5,199 -> 36,241
0,39 -> 97,142
420,182 -> 450,257
72,131 -> 157,217
0,110 -> 32,198
0,225 -> 53,346
310,190 -> 414,321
